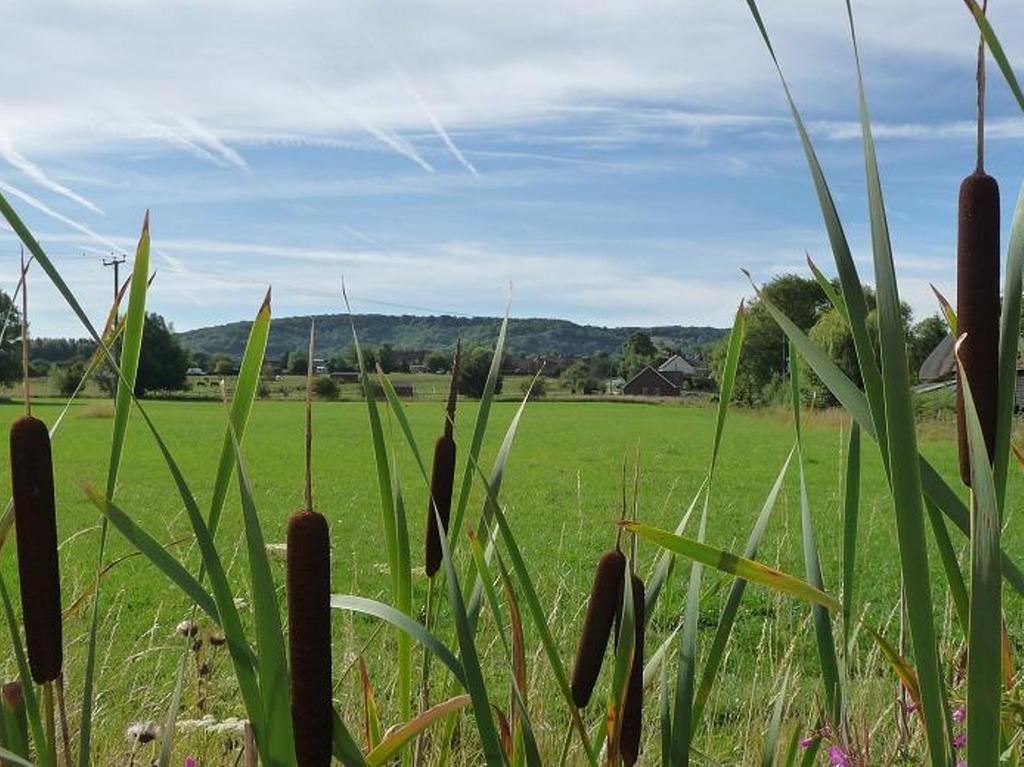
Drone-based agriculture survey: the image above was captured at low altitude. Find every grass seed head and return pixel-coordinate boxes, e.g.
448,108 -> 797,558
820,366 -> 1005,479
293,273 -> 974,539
286,508 -> 332,767
10,414 -> 62,684
620,573 -> 645,766
570,547 -> 626,708
424,434 -> 457,578
956,171 -> 1000,486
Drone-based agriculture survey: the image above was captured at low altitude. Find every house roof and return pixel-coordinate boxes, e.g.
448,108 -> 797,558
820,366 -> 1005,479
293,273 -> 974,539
624,365 -> 680,391
658,354 -> 697,375
919,334 -> 956,382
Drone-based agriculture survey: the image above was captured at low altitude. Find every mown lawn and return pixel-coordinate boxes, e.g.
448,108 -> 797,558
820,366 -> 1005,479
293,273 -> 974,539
0,396 -> 1014,763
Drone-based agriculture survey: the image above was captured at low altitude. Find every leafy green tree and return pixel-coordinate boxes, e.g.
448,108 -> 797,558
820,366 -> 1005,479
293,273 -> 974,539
377,343 -> 397,373
135,313 -> 189,395
591,351 -> 618,380
213,358 -> 234,375
287,352 -> 308,375
562,360 -> 598,394
53,362 -> 84,396
312,376 -> 340,400
621,332 -> 658,379
0,290 -> 22,387
458,346 -> 502,398
423,350 -> 451,373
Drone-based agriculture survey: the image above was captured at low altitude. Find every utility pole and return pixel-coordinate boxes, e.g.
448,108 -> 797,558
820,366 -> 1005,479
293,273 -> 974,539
102,253 -> 127,300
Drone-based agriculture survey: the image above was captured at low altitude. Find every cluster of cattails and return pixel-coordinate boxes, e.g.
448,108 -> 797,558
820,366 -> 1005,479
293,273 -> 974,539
10,414 -> 63,686
425,341 -> 461,577
956,0 -> 999,486
569,538 -> 646,765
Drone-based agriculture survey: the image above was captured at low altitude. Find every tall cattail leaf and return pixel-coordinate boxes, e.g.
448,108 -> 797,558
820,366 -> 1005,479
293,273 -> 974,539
964,0 -> 1024,112
931,284 -> 958,336
81,213 -> 150,765
471,457 -> 597,766
923,497 -> 970,635
790,345 -> 842,722
1,682 -> 29,761
433,499 -> 504,766
330,596 -> 465,686
365,696 -> 472,767
0,575 -> 50,767
692,446 -> 794,725
956,338 -> 1003,766
743,0 -> 888,463
288,510 -> 331,766
672,301 -> 743,763
844,3 -> 950,758
570,549 -> 625,708
228,423 -> 295,761
620,575 -> 645,767
10,416 -> 61,685
358,657 -> 382,751
207,289 -> 272,539
760,670 -> 791,767
81,486 -> 218,623
466,535 -> 542,767
806,255 -> 848,324
0,745 -> 33,767
449,296 -> 510,552
331,708 -> 370,767
842,423 -> 860,652
995,184 -> 1024,508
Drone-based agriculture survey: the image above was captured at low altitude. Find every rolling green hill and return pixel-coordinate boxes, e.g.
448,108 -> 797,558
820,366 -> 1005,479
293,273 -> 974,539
177,313 -> 727,359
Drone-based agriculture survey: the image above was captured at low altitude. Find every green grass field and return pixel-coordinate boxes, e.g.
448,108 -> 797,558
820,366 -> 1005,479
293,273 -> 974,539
0,396 -> 1015,763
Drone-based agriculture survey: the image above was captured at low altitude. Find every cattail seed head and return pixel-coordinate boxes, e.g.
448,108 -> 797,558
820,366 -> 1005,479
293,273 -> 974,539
286,509 -> 332,767
10,415 -> 62,684
620,574 -> 645,767
956,171 -> 1000,486
570,548 -> 626,708
424,435 -> 457,577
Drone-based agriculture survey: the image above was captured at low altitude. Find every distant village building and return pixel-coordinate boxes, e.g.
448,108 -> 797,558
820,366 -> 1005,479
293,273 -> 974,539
623,367 -> 681,397
657,354 -> 699,389
918,334 -> 1024,410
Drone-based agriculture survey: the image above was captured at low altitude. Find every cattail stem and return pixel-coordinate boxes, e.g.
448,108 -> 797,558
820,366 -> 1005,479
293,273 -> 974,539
20,249 -> 30,416
56,675 -> 71,767
415,578 -> 436,767
43,682 -> 56,767
304,321 -> 315,511
975,0 -> 988,173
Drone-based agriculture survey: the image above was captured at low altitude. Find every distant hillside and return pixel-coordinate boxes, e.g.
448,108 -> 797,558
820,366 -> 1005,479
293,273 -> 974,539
177,313 -> 727,360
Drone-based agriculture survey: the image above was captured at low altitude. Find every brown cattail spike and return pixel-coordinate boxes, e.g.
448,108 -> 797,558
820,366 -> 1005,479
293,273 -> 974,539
956,174 -> 1000,484
956,0 -> 999,486
620,574 -> 645,766
10,415 -> 62,684
570,548 -> 626,708
287,509 -> 332,767
425,341 -> 461,577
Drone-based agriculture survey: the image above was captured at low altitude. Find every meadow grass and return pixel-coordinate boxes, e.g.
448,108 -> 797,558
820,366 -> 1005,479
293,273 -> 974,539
0,396 -> 1013,762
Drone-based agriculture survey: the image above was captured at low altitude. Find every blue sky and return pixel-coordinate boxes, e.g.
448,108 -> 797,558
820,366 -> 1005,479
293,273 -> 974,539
3,0 -> 1024,337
